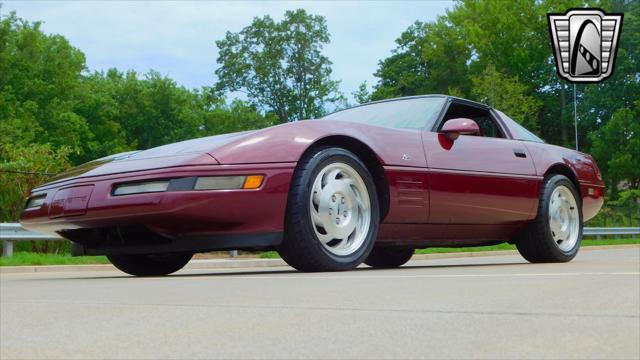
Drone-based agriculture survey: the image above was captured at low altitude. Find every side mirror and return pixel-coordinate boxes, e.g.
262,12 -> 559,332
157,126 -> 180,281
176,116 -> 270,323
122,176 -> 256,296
441,118 -> 480,140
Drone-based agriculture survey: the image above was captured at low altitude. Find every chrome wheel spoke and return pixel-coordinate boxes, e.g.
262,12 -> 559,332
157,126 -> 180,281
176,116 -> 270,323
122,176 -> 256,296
548,185 -> 580,251
316,230 -> 334,244
549,218 -> 562,239
309,162 -> 371,257
312,180 -> 322,206
348,185 -> 368,212
323,168 -> 342,186
311,207 -> 324,228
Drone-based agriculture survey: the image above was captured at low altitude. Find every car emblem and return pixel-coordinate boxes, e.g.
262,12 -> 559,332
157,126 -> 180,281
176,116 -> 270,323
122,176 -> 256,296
401,154 -> 411,161
548,8 -> 623,83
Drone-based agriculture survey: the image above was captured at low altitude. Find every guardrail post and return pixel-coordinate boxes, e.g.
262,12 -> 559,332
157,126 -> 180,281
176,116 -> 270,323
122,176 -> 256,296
2,240 -> 14,257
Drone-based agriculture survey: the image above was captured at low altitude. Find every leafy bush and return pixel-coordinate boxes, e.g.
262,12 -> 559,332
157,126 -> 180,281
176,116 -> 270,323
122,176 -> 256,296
588,190 -> 640,227
0,144 -> 71,253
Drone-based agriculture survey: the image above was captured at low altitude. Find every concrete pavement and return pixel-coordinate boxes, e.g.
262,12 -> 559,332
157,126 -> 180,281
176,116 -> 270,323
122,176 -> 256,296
1,248 -> 639,359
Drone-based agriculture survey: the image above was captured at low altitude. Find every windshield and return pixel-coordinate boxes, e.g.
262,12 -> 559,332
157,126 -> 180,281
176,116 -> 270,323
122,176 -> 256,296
494,109 -> 545,143
322,96 -> 446,130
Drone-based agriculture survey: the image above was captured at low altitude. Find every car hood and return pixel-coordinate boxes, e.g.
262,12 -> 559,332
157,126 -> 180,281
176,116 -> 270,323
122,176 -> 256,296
126,130 -> 256,160
42,130 -> 256,186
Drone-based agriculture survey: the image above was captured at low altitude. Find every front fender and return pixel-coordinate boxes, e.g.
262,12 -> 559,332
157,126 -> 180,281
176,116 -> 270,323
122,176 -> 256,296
209,120 -> 427,168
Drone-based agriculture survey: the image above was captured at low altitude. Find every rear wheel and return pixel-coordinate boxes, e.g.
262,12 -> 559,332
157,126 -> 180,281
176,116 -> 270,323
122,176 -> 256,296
107,252 -> 193,276
278,147 -> 380,272
365,247 -> 414,268
516,174 -> 583,263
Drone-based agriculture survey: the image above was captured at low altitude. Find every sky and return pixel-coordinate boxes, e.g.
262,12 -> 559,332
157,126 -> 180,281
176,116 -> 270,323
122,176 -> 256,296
1,0 -> 452,102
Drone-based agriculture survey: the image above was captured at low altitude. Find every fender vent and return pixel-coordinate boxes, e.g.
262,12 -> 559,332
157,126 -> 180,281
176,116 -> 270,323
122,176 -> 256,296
396,176 -> 426,207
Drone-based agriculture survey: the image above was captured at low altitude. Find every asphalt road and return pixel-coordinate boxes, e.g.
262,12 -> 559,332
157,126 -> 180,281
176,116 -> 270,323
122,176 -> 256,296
1,248 -> 639,360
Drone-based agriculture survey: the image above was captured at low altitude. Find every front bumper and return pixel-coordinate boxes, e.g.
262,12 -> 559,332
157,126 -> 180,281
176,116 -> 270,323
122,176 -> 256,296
20,163 -> 295,254
579,182 -> 606,221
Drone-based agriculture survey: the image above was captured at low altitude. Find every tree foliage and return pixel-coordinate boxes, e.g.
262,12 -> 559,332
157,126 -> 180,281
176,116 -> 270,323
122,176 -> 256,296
0,11 -> 87,153
372,18 -> 470,100
589,101 -> 640,193
0,8 -> 275,165
215,9 -> 343,122
0,144 -> 71,222
352,81 -> 371,105
471,64 -> 541,131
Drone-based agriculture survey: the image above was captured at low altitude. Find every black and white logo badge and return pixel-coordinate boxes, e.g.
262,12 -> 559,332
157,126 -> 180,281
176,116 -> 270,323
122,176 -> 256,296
548,9 -> 623,83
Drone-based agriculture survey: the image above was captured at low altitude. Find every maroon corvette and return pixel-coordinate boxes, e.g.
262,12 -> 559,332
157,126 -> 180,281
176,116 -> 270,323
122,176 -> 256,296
20,95 -> 605,275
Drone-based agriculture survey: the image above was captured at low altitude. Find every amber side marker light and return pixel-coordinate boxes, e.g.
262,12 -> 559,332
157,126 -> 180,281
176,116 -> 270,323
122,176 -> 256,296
243,175 -> 264,189
193,175 -> 264,190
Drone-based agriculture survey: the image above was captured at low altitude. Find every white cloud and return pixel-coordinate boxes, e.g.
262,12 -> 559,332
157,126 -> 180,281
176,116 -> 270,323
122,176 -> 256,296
1,0 -> 451,100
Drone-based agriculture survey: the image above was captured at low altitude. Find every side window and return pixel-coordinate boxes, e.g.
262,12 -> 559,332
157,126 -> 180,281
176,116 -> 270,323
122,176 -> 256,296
475,116 -> 502,138
440,102 -> 504,138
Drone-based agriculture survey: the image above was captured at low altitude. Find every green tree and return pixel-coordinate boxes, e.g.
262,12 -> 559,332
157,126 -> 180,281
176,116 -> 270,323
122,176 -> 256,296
589,102 -> 640,193
73,69 -> 132,163
215,9 -> 343,122
114,70 -> 203,150
577,0 -> 640,151
201,96 -> 278,135
447,0 -> 553,86
0,10 -> 89,154
352,81 -> 371,104
0,144 -> 71,222
471,64 -> 541,131
371,18 -> 471,100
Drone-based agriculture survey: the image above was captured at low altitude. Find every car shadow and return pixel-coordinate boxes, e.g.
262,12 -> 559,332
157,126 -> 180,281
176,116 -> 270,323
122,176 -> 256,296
46,260 -> 527,281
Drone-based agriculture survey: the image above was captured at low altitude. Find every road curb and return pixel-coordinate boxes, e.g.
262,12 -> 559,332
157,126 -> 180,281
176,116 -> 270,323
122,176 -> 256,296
1,244 -> 638,274
412,244 -> 640,260
0,258 -> 288,274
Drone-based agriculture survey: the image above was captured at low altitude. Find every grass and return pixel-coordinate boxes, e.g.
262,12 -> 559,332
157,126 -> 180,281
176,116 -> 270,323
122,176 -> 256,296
259,251 -> 281,259
415,238 -> 640,254
0,252 -> 109,267
260,238 -> 639,258
1,238 -> 638,266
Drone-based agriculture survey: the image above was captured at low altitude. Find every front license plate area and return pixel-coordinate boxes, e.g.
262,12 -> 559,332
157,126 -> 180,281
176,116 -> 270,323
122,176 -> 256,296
49,185 -> 95,218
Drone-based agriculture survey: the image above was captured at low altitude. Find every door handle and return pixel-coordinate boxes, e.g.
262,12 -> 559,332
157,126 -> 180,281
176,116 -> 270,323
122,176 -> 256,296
513,149 -> 527,158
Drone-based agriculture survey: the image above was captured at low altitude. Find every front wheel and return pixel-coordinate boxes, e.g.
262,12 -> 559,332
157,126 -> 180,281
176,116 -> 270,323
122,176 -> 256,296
278,147 -> 380,272
516,174 -> 583,263
107,252 -> 193,276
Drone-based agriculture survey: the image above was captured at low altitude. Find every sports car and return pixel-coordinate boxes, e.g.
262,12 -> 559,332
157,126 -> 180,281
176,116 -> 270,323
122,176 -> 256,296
20,95 -> 605,275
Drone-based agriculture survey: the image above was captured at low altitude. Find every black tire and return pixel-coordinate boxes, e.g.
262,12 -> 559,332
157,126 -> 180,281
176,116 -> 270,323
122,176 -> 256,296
107,252 -> 193,276
278,147 -> 380,272
516,174 -> 583,263
365,247 -> 414,268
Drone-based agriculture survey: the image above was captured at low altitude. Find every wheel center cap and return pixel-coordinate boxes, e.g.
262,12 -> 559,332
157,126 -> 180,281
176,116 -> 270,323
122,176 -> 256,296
331,192 -> 351,226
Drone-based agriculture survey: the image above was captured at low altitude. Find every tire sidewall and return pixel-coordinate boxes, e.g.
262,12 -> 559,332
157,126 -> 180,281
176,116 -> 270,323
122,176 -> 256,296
541,175 -> 583,260
294,148 -> 380,267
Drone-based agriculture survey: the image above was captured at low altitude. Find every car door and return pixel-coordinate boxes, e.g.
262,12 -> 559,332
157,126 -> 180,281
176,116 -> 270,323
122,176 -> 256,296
423,105 -> 539,225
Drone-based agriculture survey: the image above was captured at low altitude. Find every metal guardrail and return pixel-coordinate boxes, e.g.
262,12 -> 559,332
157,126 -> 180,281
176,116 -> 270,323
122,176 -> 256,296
1,223 -> 62,257
1,223 -> 638,257
0,223 -> 239,258
583,227 -> 640,236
